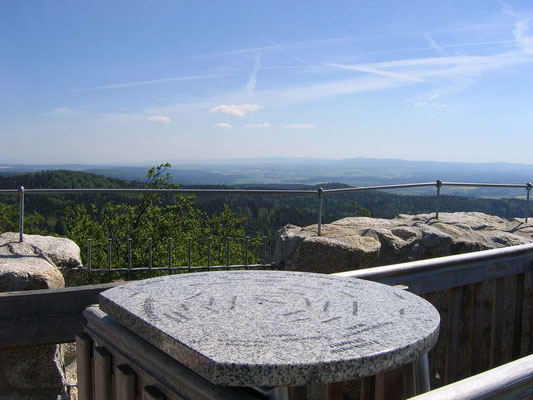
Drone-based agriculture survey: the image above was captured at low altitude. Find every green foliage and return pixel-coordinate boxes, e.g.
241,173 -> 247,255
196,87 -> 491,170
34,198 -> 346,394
63,164 -> 257,284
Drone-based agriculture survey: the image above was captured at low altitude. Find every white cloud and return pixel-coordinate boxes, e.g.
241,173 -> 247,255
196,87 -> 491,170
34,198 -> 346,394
284,123 -> 315,129
209,104 -> 263,117
211,122 -> 232,130
429,94 -> 440,99
415,102 -> 427,107
147,115 -> 171,124
243,122 -> 271,128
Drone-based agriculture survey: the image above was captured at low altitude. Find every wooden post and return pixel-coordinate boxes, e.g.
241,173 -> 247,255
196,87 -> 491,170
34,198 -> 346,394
115,364 -> 136,400
468,282 -> 483,375
143,385 -> 166,399
94,347 -> 112,400
445,286 -> 462,383
490,277 -> 505,368
512,273 -> 525,360
76,333 -> 93,400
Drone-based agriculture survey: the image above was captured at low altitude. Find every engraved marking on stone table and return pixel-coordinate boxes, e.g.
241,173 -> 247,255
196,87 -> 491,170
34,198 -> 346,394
254,297 -> 285,305
399,308 -> 405,315
186,292 -> 203,301
304,298 -> 311,307
208,297 -> 215,306
291,317 -> 311,323
322,316 -> 342,324
282,310 -> 305,317
163,312 -> 189,323
181,303 -> 189,311
282,336 -> 323,342
229,296 -> 237,310
202,305 -> 219,314
187,282 -> 204,287
341,321 -> 393,337
352,301 -> 358,316
143,297 -> 159,321
340,291 -> 356,298
217,338 -> 266,348
393,291 -> 405,300
323,301 -> 330,312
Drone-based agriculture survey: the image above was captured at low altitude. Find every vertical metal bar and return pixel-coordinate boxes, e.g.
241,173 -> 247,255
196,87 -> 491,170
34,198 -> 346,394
435,180 -> 442,219
127,238 -> 132,269
317,187 -> 324,236
168,237 -> 172,271
188,237 -> 192,269
107,238 -> 112,282
18,186 -> 24,242
526,183 -> 531,223
87,239 -> 92,270
413,353 -> 431,394
263,236 -> 267,265
226,236 -> 231,266
207,237 -> 212,268
148,238 -> 152,277
245,236 -> 249,267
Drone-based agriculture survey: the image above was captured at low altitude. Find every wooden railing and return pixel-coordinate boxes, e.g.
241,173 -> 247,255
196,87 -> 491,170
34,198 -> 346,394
1,244 -> 533,398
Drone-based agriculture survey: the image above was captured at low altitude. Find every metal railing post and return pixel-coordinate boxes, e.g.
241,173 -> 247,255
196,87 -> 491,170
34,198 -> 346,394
526,183 -> 532,223
317,187 -> 324,236
435,180 -> 442,219
18,186 -> 24,242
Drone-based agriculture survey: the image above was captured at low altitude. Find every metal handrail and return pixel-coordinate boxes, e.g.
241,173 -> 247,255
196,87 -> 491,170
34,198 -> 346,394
0,180 -> 531,242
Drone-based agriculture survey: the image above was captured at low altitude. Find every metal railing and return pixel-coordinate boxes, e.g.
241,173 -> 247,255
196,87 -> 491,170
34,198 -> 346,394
0,180 -> 532,242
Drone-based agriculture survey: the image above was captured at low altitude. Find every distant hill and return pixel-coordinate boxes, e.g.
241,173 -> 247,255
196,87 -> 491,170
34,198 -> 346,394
1,157 -> 532,198
0,169 -> 529,237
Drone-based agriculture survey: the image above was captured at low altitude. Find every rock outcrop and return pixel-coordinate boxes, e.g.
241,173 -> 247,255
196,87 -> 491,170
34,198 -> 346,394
273,212 -> 533,273
0,232 -> 82,400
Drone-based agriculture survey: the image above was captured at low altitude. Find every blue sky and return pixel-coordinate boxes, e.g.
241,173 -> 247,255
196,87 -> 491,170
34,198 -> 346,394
1,1 -> 533,164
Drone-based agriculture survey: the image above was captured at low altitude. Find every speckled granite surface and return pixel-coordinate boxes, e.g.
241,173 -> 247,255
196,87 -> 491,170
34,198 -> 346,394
99,271 -> 440,386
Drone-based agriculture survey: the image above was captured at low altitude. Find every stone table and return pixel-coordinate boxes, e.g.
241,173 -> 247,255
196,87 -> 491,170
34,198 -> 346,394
93,270 -> 440,398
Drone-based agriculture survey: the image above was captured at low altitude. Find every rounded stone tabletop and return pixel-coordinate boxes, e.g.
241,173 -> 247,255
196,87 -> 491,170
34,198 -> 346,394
99,270 -> 440,386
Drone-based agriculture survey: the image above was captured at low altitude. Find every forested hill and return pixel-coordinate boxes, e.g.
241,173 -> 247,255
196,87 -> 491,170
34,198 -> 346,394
0,169 -> 529,237
0,169 -> 141,189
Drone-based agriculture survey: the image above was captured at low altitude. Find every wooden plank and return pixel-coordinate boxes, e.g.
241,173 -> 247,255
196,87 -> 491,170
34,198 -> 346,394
116,364 -> 136,400
289,385 -> 306,400
360,376 -> 375,400
374,373 -> 386,400
326,382 -> 343,400
334,247 -> 533,295
512,273 -> 525,360
409,353 -> 533,400
94,346 -> 112,400
76,332 -> 93,400
0,282 -> 120,349
490,277 -> 505,368
468,282 -> 483,375
445,286 -> 462,384
143,385 -> 167,400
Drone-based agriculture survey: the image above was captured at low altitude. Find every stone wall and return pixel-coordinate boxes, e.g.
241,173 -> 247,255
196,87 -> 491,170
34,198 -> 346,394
0,232 -> 81,400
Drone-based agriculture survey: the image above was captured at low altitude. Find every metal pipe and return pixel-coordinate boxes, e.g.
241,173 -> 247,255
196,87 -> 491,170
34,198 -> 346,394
317,187 -> 324,236
13,187 -> 316,195
168,238 -> 172,271
245,236 -> 249,267
442,182 -> 527,188
226,237 -> 231,266
107,238 -> 112,281
127,238 -> 132,269
323,182 -> 436,194
188,238 -> 192,269
148,238 -> 152,277
18,186 -> 24,242
87,239 -> 92,270
207,237 -> 212,268
526,183 -> 532,223
263,236 -> 267,265
435,180 -> 442,219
